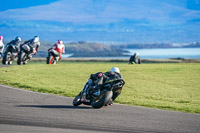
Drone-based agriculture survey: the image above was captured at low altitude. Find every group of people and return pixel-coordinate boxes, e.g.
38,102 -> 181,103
1,35 -> 123,105
0,35 -> 65,61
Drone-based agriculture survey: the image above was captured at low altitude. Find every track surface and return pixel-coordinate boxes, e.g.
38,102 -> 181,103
0,85 -> 199,133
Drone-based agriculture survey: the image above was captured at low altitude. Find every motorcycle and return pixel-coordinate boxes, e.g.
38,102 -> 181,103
46,49 -> 60,64
2,44 -> 18,65
17,45 -> 33,65
73,78 -> 125,108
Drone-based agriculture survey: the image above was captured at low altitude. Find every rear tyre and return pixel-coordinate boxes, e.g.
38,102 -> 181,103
47,55 -> 54,64
73,93 -> 82,106
91,90 -> 113,109
17,52 -> 25,65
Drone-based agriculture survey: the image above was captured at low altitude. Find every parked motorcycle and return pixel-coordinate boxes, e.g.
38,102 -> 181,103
73,78 -> 125,108
17,45 -> 32,65
46,49 -> 59,64
2,44 -> 18,65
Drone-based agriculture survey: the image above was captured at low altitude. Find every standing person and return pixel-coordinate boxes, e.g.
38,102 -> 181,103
21,36 -> 40,59
0,35 -> 4,58
48,40 -> 65,61
129,52 -> 141,64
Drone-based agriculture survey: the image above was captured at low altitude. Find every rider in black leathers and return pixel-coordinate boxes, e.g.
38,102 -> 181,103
129,52 -> 141,64
6,36 -> 21,53
85,67 -> 123,105
20,36 -> 40,60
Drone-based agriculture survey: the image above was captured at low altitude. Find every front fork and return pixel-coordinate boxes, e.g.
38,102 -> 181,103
80,80 -> 93,102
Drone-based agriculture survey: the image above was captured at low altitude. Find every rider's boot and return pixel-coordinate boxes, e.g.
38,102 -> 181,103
8,61 -> 12,65
28,54 -> 32,60
55,57 -> 59,62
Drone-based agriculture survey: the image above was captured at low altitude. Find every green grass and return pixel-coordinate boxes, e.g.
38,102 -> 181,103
0,62 -> 200,113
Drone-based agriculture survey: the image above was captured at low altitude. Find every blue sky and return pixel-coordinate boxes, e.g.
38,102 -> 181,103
0,0 -> 200,43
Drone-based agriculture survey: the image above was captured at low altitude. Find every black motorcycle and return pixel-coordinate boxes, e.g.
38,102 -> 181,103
2,44 -> 18,65
46,49 -> 59,64
17,45 -> 32,65
73,78 -> 125,108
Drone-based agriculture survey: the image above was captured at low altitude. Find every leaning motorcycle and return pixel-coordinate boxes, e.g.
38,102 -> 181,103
73,79 -> 125,108
17,45 -> 32,65
46,49 -> 59,64
2,44 -> 18,65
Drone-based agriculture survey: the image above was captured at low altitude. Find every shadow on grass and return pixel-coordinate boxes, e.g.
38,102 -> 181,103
17,105 -> 92,109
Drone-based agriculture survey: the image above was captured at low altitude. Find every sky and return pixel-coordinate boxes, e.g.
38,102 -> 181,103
0,0 -> 200,43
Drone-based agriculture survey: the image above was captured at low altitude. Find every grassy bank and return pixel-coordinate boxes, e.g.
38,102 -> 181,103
0,63 -> 200,113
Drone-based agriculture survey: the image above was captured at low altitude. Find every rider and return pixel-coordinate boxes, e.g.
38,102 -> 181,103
85,67 -> 124,105
0,35 -> 4,58
129,52 -> 141,64
48,40 -> 65,61
21,36 -> 40,59
6,36 -> 22,54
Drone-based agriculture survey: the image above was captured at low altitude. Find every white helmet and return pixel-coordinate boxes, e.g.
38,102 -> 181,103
58,40 -> 63,45
0,35 -> 3,41
135,52 -> 139,56
33,36 -> 39,42
15,36 -> 21,42
110,67 -> 120,73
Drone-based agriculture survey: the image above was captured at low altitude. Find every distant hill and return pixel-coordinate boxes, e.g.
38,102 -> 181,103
115,42 -> 200,49
1,0 -> 200,43
32,41 -> 127,58
31,41 -> 200,58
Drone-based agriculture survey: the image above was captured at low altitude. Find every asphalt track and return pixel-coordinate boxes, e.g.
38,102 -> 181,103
0,85 -> 200,133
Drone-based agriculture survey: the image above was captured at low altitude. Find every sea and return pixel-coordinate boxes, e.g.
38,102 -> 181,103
62,48 -> 200,59
124,48 -> 200,59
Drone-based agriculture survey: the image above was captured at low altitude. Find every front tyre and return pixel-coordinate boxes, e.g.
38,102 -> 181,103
2,52 -> 8,65
91,90 -> 113,109
73,93 -> 82,106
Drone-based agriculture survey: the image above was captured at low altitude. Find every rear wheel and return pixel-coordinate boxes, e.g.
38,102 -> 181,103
91,90 -> 113,109
47,55 -> 54,64
73,93 -> 82,106
17,52 -> 25,65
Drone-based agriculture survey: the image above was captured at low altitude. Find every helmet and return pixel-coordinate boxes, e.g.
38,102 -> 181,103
15,36 -> 21,42
110,67 -> 120,73
135,52 -> 139,56
58,40 -> 63,44
0,35 -> 3,41
33,36 -> 39,42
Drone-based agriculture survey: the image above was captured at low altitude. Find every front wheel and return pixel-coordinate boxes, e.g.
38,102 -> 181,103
73,93 -> 82,106
91,90 -> 113,109
2,52 -> 8,65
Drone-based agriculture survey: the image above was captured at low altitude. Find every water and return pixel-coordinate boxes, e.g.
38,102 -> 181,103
124,48 -> 200,59
62,48 -> 200,59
